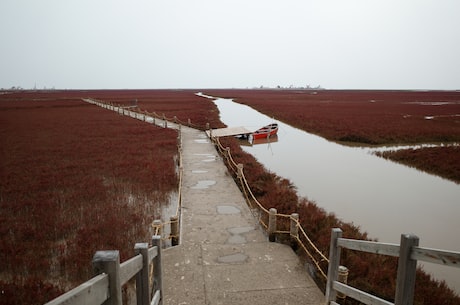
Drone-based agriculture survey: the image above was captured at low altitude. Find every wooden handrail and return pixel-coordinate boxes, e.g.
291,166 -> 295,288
45,236 -> 163,305
326,228 -> 460,305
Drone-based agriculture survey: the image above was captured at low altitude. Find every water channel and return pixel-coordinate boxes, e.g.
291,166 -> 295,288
207,95 -> 460,293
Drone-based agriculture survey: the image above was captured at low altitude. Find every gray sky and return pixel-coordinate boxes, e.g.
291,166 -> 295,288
1,0 -> 459,90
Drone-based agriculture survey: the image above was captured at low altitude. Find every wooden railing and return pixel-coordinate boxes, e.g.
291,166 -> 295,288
325,228 -> 460,305
45,236 -> 163,305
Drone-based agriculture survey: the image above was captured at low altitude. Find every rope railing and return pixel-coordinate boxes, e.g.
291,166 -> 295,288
84,98 -> 329,278
212,135 -> 329,280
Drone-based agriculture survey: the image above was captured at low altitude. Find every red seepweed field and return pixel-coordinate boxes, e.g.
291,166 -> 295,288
206,89 -> 460,144
206,89 -> 460,183
0,90 -> 221,304
1,89 -> 459,305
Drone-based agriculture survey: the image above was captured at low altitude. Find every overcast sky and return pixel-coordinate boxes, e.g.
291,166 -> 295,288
1,0 -> 459,90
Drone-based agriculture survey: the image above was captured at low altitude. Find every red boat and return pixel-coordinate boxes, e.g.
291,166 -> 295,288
252,123 -> 278,140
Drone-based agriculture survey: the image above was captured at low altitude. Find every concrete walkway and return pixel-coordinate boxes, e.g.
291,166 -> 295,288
162,126 -> 324,305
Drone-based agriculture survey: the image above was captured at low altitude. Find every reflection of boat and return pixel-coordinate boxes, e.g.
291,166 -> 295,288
252,134 -> 278,145
239,134 -> 278,146
252,123 -> 278,140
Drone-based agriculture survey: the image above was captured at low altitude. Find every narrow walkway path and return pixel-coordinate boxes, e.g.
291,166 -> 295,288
162,126 -> 324,305
83,99 -> 325,305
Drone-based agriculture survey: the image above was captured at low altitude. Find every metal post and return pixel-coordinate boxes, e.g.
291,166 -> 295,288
268,208 -> 277,242
135,243 -> 150,305
92,250 -> 122,305
395,234 -> 419,305
325,228 -> 343,303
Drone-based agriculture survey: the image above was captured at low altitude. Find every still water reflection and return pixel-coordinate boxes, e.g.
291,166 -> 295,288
210,96 -> 460,293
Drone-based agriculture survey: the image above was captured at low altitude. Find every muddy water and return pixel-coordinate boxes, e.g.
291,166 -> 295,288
211,97 -> 460,293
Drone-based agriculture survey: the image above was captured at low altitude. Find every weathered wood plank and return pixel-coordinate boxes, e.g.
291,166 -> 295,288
135,243 -> 150,305
338,238 -> 400,257
148,245 -> 158,262
119,254 -> 143,285
44,274 -> 109,305
93,250 -> 122,305
333,281 -> 393,305
395,234 -> 419,305
325,228 -> 342,303
412,246 -> 460,267
152,236 -> 163,305
205,126 -> 252,138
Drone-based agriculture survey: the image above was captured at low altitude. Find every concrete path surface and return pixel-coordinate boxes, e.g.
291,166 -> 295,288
162,126 -> 325,305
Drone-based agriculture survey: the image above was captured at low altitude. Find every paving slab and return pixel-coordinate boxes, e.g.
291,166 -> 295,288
162,127 -> 325,305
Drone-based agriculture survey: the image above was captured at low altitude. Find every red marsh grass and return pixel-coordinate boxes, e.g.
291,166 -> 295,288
0,92 -> 180,304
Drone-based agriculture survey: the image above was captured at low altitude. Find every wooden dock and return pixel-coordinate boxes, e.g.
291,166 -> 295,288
205,126 -> 253,138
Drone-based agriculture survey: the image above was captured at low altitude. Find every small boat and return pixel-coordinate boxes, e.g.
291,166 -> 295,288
252,123 -> 278,140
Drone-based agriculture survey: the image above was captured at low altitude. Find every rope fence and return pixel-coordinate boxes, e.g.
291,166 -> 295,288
213,136 -> 330,280
85,98 -> 329,280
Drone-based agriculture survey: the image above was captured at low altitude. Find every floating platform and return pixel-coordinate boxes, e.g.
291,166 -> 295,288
206,126 -> 253,138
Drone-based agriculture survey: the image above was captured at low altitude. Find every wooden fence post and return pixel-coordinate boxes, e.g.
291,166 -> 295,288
268,208 -> 277,242
134,243 -> 150,305
92,250 -> 122,305
237,163 -> 244,179
290,213 -> 299,249
170,215 -> 179,246
337,265 -> 349,299
395,234 -> 419,305
153,219 -> 162,237
152,235 -> 163,305
325,228 -> 342,303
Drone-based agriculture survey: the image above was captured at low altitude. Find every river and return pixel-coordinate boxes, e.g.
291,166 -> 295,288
207,95 -> 460,293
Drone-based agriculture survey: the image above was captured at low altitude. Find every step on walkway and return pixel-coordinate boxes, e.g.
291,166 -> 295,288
162,127 -> 324,305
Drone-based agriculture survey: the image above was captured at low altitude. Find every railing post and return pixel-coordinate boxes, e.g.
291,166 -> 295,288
92,250 -> 122,305
268,208 -> 277,242
290,213 -> 299,249
135,243 -> 150,305
153,219 -> 162,237
337,265 -> 349,299
395,234 -> 419,305
170,215 -> 179,246
237,163 -> 244,179
152,235 -> 163,305
325,228 -> 342,303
